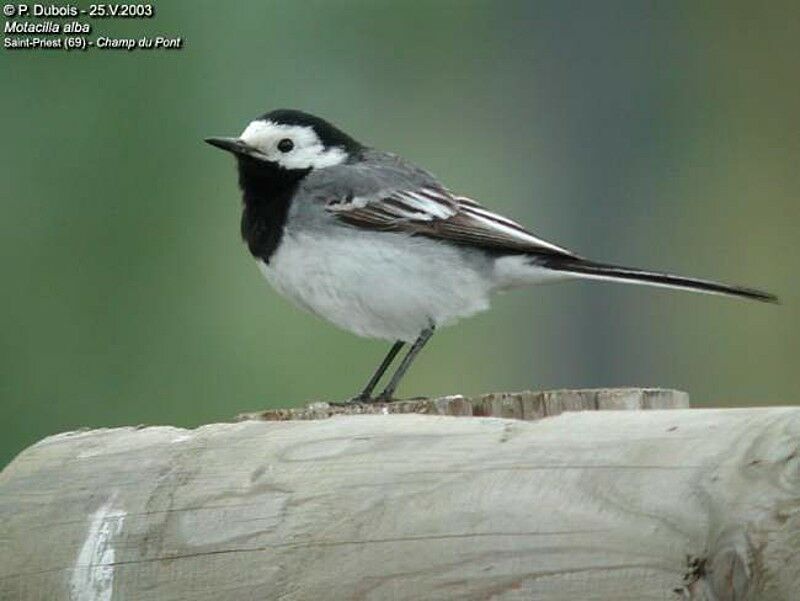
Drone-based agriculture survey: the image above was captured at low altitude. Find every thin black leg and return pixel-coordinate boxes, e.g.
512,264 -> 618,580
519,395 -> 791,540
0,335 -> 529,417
350,340 -> 405,402
374,326 -> 435,402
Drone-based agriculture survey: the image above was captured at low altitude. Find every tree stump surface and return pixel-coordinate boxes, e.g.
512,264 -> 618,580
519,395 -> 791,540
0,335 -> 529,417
236,387 -> 690,421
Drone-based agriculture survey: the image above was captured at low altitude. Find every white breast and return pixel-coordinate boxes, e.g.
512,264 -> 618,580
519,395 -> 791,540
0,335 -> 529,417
258,230 -> 495,342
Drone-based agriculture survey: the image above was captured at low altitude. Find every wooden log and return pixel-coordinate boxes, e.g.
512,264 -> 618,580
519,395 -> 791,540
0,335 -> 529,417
1,391 -> 799,600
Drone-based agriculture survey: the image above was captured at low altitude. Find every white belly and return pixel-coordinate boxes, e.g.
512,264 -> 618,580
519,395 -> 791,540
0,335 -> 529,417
259,230 -> 494,341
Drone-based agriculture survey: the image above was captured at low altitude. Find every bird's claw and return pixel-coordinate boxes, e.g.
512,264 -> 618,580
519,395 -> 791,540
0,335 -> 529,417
333,393 -> 396,406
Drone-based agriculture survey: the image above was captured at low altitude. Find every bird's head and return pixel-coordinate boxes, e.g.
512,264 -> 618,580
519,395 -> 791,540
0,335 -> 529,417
205,109 -> 362,174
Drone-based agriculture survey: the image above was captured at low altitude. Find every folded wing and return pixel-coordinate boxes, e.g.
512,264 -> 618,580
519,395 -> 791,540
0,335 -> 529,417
326,185 -> 578,258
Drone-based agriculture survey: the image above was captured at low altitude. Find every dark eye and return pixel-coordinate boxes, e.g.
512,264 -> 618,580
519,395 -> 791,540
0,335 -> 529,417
277,138 -> 294,153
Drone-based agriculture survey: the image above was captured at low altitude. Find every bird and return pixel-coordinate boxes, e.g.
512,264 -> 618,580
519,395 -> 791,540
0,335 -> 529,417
206,109 -> 777,403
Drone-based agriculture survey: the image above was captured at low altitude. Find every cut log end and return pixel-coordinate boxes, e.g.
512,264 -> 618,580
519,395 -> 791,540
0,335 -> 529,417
235,387 -> 690,422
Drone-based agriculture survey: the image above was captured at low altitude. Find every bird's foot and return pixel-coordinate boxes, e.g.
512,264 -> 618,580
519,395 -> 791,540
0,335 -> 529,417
333,392 -> 398,405
369,392 -> 395,404
331,393 -> 374,406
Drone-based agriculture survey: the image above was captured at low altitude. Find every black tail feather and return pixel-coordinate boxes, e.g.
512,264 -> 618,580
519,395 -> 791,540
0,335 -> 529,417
536,256 -> 779,304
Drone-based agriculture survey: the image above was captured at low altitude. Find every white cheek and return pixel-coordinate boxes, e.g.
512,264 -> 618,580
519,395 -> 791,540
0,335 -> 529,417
239,119 -> 347,169
278,145 -> 347,169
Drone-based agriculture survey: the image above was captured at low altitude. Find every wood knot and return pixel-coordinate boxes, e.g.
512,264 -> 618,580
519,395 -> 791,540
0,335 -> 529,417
676,541 -> 759,601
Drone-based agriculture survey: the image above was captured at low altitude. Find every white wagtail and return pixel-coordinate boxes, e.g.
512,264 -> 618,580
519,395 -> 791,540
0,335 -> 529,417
206,109 -> 777,402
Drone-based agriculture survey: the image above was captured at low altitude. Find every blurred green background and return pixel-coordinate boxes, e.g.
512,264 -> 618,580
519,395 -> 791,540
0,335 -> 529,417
2,1 -> 798,466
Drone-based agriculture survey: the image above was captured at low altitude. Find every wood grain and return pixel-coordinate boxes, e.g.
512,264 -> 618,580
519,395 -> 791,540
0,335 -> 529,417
1,393 -> 799,600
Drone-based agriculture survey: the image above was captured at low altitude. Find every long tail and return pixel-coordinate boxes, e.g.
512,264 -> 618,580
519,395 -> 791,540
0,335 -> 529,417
535,256 -> 779,304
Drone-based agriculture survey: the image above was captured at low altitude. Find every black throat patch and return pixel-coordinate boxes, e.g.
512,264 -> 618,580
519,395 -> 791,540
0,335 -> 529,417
238,156 -> 310,264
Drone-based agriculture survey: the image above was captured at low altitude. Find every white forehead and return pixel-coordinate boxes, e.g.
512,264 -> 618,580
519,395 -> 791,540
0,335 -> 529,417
240,120 -> 320,148
239,119 -> 347,169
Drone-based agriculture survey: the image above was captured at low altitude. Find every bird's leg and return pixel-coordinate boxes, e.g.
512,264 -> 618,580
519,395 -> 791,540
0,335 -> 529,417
348,340 -> 405,403
373,326 -> 435,402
